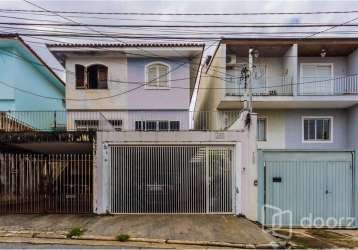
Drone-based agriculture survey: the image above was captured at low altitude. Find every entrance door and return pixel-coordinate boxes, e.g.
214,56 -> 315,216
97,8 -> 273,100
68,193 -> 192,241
300,64 -> 333,95
109,145 -> 234,214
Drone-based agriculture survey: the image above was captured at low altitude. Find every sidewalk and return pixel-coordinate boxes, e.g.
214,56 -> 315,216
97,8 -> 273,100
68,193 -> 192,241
276,229 -> 358,248
0,214 -> 279,248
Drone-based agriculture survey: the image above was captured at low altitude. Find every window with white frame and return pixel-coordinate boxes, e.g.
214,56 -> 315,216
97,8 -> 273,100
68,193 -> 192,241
303,117 -> 332,142
257,118 -> 267,141
135,120 -> 180,131
145,62 -> 170,88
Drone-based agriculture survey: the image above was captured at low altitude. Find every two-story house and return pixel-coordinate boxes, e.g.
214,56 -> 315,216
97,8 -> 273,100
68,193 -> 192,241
45,42 -> 257,218
197,38 -> 358,150
47,43 -> 204,132
0,34 -> 65,132
196,38 -> 358,227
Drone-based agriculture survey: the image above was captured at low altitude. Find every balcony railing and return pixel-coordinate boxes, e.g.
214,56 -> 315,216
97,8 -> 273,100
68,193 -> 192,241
226,75 -> 358,97
0,110 -> 243,132
298,75 -> 358,96
226,76 -> 293,96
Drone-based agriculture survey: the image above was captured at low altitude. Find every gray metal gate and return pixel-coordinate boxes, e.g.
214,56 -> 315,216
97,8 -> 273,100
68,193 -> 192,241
109,145 -> 234,214
260,151 -> 354,227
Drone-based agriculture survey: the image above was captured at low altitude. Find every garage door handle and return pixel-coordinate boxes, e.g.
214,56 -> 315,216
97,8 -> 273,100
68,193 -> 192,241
325,190 -> 332,194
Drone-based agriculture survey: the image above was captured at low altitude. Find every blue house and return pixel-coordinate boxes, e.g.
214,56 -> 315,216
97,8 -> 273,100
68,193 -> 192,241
0,34 -> 65,131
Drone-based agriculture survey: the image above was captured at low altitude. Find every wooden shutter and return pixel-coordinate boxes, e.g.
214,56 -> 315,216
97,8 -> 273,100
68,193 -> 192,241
75,64 -> 85,88
147,65 -> 158,87
97,65 -> 108,89
158,64 -> 169,87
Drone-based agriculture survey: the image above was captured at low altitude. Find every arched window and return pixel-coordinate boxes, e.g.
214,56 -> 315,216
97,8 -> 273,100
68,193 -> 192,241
75,64 -> 108,89
145,62 -> 170,88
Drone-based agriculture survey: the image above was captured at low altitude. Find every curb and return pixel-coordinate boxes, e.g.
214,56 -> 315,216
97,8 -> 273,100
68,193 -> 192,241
0,230 -> 287,249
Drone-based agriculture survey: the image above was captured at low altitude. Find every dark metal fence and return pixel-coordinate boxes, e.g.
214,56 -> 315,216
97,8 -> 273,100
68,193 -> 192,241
0,153 -> 93,214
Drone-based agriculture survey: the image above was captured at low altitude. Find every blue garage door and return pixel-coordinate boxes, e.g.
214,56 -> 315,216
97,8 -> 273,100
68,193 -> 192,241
262,151 -> 354,227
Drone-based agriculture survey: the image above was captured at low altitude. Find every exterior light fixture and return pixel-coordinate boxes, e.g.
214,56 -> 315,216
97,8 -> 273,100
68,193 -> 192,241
320,49 -> 327,58
253,49 -> 260,58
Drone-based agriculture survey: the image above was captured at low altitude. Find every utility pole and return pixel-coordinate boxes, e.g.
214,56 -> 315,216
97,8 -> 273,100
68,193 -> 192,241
243,48 -> 254,112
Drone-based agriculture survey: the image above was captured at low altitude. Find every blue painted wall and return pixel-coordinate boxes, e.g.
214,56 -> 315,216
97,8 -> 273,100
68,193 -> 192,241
285,109 -> 348,149
127,58 -> 190,110
0,39 -> 65,129
348,105 -> 358,149
0,40 -> 64,111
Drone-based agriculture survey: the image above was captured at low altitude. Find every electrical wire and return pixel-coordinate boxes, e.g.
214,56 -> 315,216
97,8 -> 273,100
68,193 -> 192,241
0,73 -> 356,99
3,22 -> 358,28
2,8 -> 358,16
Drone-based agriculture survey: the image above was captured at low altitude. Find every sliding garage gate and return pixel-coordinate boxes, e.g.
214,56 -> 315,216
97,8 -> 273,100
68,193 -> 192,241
0,153 -> 93,214
109,145 -> 234,214
261,151 -> 354,227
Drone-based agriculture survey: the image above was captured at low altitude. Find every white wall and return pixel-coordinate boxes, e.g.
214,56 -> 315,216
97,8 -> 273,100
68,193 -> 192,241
228,111 -> 258,221
298,57 -> 347,78
347,48 -> 358,74
95,131 -> 245,215
65,56 -> 128,110
95,120 -> 258,221
283,44 -> 298,95
256,110 -> 286,149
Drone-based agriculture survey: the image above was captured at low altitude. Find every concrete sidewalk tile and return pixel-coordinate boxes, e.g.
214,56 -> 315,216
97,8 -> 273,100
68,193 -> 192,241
0,214 -> 276,245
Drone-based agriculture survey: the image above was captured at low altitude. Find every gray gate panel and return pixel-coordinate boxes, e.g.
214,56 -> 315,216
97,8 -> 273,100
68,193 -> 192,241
109,145 -> 234,214
260,151 -> 354,227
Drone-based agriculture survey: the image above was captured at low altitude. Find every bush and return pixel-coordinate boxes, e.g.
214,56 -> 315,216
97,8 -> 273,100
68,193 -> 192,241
67,227 -> 83,238
116,234 -> 130,242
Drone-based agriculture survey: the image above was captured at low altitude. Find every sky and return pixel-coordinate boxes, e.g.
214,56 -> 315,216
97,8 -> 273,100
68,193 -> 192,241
2,0 -> 358,78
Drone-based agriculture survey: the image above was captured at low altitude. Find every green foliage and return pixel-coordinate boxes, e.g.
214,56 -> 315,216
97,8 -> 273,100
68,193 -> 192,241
66,227 -> 83,238
116,234 -> 130,242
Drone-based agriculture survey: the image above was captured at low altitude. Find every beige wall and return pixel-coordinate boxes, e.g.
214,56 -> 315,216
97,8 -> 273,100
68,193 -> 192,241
256,110 -> 286,149
195,44 -> 226,113
65,56 -> 128,110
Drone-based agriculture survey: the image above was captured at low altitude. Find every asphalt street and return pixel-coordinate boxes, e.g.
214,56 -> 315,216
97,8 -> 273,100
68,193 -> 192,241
0,242 -> 141,249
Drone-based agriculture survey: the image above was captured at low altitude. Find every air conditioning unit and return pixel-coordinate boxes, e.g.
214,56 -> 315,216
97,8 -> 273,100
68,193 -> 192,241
226,54 -> 237,65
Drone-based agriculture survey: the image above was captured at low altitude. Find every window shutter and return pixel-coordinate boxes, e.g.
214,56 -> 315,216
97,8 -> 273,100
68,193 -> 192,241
75,64 -> 85,88
158,64 -> 169,87
147,65 -> 158,87
97,65 -> 108,89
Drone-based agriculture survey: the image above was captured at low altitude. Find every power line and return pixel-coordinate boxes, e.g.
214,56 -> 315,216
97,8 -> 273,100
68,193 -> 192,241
305,15 -> 358,38
3,10 -> 354,26
6,26 -> 358,38
22,0 -> 218,103
2,8 -> 358,16
3,22 -> 358,28
9,35 -> 225,71
0,36 -> 353,99
0,71 -> 355,101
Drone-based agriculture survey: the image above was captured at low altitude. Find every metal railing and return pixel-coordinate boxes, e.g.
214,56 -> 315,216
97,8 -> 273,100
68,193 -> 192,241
0,110 -> 243,132
0,153 -> 93,214
226,74 -> 358,97
299,75 -> 358,96
109,145 -> 234,214
226,75 -> 293,96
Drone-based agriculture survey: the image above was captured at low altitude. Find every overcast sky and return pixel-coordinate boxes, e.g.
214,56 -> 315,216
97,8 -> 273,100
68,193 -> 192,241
2,0 -> 358,77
